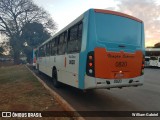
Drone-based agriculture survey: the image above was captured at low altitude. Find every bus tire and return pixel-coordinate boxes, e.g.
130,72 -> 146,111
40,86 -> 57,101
52,68 -> 60,88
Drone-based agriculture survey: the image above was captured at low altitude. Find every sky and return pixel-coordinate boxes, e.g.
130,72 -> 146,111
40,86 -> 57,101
33,0 -> 160,47
33,0 -> 119,30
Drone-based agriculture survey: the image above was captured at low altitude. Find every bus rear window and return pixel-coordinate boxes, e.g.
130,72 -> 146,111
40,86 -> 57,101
95,13 -> 142,46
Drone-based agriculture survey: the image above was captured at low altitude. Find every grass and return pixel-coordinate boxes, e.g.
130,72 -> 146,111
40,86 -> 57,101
0,65 -> 73,120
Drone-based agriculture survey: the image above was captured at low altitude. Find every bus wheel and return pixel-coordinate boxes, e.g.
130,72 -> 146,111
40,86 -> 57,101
52,68 -> 60,88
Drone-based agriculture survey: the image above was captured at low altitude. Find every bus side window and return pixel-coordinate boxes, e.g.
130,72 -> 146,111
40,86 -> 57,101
39,45 -> 45,57
40,47 -> 42,57
67,22 -> 83,54
46,43 -> 50,56
39,48 -> 41,57
52,38 -> 57,55
56,36 -> 60,55
63,31 -> 67,53
49,41 -> 52,56
43,45 -> 46,57
77,22 -> 83,51
60,31 -> 67,54
51,39 -> 54,55
58,33 -> 66,55
68,24 -> 78,53
37,49 -> 39,57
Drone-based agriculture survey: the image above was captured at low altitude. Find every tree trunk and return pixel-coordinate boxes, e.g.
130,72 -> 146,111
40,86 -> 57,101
11,37 -> 21,65
13,49 -> 20,64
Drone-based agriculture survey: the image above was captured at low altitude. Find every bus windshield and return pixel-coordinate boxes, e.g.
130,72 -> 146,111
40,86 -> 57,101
95,13 -> 142,46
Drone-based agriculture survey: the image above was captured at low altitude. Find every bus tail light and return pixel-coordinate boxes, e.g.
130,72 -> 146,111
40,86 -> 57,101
141,56 -> 145,75
86,51 -> 95,77
89,62 -> 93,67
89,55 -> 93,60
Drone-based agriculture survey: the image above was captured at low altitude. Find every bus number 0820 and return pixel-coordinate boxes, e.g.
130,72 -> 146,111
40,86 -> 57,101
114,79 -> 122,83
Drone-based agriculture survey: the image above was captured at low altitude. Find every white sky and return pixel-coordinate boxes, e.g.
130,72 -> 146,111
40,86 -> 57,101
33,0 -> 119,30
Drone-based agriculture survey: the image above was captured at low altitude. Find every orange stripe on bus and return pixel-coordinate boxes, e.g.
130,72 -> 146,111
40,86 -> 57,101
94,9 -> 143,23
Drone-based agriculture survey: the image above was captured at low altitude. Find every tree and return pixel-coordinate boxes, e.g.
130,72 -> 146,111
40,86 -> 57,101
22,22 -> 51,63
21,22 -> 51,48
0,46 -> 4,56
0,41 -> 9,56
154,42 -> 160,48
0,0 -> 57,64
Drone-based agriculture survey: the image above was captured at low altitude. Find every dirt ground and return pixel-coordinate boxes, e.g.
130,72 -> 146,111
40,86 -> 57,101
0,65 -> 73,120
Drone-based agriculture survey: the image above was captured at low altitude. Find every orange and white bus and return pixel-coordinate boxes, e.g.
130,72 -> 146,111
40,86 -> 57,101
35,9 -> 145,89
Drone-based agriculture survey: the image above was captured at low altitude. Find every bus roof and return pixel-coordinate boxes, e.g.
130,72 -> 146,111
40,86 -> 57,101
37,8 -> 143,49
94,9 -> 143,23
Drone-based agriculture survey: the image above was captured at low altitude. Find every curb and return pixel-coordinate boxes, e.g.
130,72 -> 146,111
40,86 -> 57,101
25,65 -> 85,120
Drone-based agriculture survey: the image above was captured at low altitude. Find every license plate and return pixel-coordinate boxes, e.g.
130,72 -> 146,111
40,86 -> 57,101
114,79 -> 122,83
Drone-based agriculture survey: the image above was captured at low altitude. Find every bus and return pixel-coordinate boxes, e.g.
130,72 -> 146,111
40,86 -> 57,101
144,56 -> 150,67
150,56 -> 160,67
35,9 -> 145,90
145,48 -> 160,68
33,48 -> 38,69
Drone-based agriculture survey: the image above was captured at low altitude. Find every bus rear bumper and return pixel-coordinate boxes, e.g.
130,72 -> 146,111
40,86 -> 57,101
84,75 -> 144,90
